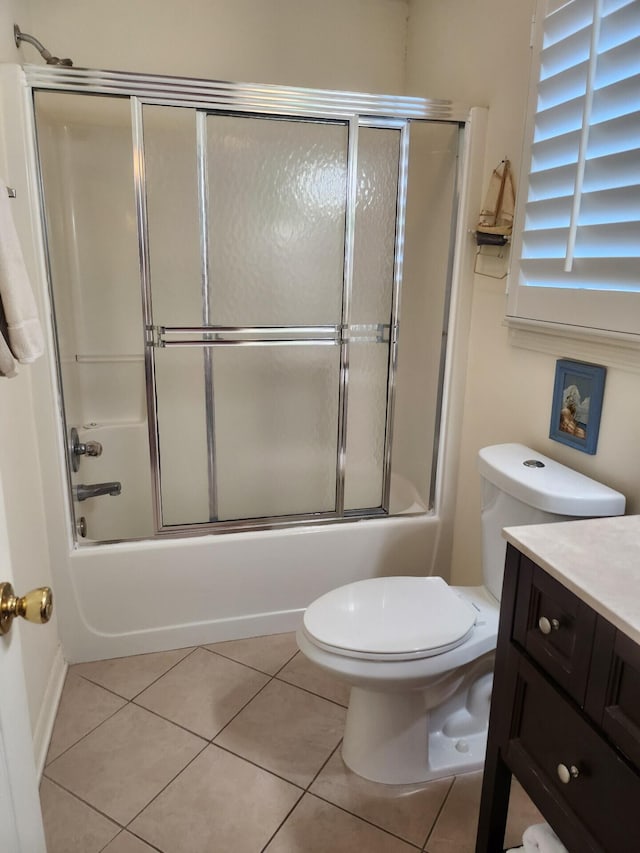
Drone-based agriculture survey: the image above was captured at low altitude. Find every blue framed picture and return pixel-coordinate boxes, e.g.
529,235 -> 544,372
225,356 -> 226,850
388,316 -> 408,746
549,359 -> 606,455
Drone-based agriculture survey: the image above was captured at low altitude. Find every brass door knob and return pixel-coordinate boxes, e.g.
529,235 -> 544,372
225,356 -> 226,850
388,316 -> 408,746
0,582 -> 53,635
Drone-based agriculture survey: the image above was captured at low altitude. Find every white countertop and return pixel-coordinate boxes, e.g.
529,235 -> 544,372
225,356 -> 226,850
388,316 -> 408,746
504,515 -> 640,646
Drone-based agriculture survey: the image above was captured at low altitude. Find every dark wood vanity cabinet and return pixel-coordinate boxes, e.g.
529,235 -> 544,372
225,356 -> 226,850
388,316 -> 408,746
475,544 -> 640,853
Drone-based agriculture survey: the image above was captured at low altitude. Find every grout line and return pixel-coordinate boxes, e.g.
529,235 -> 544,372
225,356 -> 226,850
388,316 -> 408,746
305,739 -> 342,790
259,788 -> 306,853
207,671 -> 278,742
211,740 -> 307,791
273,672 -> 349,708
71,644 -> 197,703
304,742 -> 425,850
422,775 -> 456,852
41,776 -> 125,831
302,791 -> 424,850
128,646 -> 200,700
272,647 -> 302,676
43,699 -> 127,770
128,698 -> 214,742
122,739 -> 210,829
97,827 -> 164,853
202,640 -> 299,678
258,742 -> 343,853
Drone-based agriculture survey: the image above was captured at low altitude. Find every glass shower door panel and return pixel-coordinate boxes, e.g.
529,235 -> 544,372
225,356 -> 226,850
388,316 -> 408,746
142,105 -> 202,326
343,343 -> 390,511
206,115 -> 348,326
34,92 -> 154,542
213,346 -> 340,520
351,127 -> 400,326
342,126 -> 400,512
154,348 -> 210,526
391,121 -> 460,511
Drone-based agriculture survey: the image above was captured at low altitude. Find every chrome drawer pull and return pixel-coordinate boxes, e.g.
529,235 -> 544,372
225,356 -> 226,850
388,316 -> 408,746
557,763 -> 580,784
538,616 -> 560,635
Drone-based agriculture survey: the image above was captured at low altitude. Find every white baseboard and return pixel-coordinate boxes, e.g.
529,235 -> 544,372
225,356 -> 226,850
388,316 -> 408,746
33,646 -> 67,778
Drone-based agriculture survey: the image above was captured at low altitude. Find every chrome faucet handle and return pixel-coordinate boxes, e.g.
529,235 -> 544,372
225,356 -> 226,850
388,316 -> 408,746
69,427 -> 103,471
82,441 -> 103,457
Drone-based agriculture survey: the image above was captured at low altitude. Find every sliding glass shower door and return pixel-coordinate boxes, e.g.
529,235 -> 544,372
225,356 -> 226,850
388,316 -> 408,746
140,104 -> 400,529
31,69 -> 462,542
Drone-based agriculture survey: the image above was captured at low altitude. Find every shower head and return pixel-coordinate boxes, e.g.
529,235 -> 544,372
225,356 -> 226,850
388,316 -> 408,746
14,25 -> 73,67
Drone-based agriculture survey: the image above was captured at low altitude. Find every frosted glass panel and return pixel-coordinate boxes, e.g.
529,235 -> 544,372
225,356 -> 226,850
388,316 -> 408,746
143,106 -> 202,326
213,346 -> 340,520
352,128 -> 401,325
35,93 -> 142,360
344,343 -> 390,510
206,115 -> 348,326
155,348 -> 210,526
34,92 -> 155,543
391,121 -> 459,510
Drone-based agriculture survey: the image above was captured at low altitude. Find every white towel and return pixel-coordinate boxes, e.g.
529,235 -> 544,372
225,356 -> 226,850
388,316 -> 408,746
507,822 -> 569,853
0,177 -> 44,377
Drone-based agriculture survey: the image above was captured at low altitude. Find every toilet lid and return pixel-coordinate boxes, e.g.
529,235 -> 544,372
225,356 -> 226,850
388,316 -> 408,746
303,576 -> 477,661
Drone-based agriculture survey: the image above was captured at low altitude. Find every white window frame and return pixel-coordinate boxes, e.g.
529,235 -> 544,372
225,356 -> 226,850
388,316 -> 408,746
507,0 -> 640,345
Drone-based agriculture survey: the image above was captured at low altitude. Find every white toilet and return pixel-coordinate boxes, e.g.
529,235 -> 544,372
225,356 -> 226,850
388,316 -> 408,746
297,443 -> 625,784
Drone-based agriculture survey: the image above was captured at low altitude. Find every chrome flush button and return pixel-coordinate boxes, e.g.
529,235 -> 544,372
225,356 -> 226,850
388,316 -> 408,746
523,459 -> 545,468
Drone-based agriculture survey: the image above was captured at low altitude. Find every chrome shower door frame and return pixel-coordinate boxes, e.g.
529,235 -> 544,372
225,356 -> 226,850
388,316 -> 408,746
25,65 -> 466,539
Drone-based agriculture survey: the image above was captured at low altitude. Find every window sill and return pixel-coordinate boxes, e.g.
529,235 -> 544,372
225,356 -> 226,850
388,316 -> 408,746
505,317 -> 640,374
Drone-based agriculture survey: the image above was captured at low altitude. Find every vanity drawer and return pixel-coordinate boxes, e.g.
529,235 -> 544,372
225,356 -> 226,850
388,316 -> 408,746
506,657 -> 640,853
513,557 -> 596,704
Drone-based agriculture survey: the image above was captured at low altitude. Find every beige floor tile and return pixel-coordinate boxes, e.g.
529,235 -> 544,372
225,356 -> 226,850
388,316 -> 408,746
135,647 -> 269,739
265,793 -> 418,852
46,671 -> 126,764
130,744 -> 301,853
102,831 -> 159,852
424,770 -> 482,853
504,778 -> 545,849
277,651 -> 351,706
310,749 -> 453,847
72,647 -> 194,699
45,703 -> 205,825
205,631 -> 299,675
425,770 -> 546,852
40,777 -> 119,853
214,679 -> 346,787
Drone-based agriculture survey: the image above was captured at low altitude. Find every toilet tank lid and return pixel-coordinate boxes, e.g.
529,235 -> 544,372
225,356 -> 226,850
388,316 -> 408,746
478,443 -> 625,517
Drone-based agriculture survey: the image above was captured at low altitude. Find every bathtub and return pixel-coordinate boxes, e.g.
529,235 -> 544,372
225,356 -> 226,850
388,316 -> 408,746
61,472 -> 437,663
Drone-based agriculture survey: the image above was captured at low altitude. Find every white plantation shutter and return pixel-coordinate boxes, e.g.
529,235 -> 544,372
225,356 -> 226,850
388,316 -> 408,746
507,0 -> 640,337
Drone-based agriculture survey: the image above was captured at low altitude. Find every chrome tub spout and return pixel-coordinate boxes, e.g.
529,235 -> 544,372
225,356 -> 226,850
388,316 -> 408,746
73,482 -> 122,501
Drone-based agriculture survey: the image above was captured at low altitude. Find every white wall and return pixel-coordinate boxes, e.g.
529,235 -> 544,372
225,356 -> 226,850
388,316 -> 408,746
0,0 -> 64,764
406,0 -> 640,586
25,0 -> 409,93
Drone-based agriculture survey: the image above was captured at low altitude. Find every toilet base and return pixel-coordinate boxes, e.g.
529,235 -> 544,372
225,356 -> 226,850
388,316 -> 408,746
341,661 -> 493,784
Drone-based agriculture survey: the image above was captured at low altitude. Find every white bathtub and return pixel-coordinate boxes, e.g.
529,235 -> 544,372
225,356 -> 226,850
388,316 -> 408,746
60,474 -> 437,663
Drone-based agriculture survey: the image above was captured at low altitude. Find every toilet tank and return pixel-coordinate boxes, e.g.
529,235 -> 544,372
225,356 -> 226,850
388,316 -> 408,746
477,443 -> 625,601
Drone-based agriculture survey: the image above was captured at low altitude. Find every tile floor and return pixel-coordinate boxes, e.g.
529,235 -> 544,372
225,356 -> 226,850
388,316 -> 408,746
40,633 -> 542,852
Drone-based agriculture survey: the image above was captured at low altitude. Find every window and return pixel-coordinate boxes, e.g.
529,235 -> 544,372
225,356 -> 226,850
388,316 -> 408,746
507,0 -> 640,338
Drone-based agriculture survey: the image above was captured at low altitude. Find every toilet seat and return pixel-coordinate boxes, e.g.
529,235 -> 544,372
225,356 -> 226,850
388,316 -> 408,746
303,576 -> 477,662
